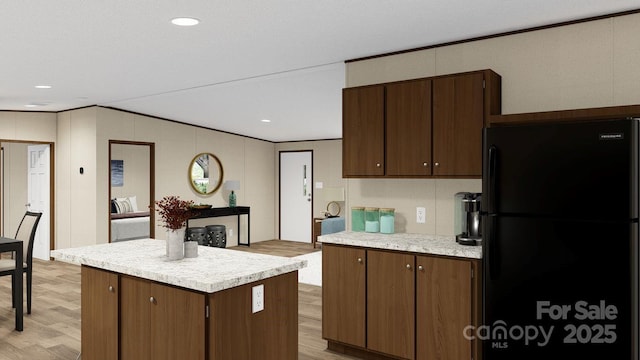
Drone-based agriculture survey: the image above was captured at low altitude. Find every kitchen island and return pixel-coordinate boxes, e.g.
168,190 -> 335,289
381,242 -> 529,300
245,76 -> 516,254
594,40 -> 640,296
319,231 -> 481,360
52,239 -> 306,360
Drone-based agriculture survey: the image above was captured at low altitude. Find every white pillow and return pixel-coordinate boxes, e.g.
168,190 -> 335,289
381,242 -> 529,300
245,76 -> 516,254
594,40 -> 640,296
128,196 -> 139,212
114,198 -> 133,214
116,196 -> 138,212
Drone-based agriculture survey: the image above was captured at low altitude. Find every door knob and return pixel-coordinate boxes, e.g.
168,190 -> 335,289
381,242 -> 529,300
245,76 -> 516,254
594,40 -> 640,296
357,257 -> 363,264
423,162 -> 428,167
434,162 -> 440,167
406,264 -> 412,270
108,285 -> 115,293
376,163 -> 381,167
418,265 -> 424,271
149,296 -> 156,304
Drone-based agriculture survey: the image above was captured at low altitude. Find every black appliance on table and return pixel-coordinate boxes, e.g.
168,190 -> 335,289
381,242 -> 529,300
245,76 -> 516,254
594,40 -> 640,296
482,119 -> 639,359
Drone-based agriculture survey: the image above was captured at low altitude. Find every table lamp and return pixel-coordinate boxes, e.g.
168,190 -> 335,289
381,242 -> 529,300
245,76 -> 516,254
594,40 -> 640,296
323,187 -> 345,217
224,180 -> 240,207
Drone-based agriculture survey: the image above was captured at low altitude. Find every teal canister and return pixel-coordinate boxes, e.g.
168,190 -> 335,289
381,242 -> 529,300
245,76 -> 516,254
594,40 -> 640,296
364,207 -> 380,233
380,208 -> 395,234
351,206 -> 365,232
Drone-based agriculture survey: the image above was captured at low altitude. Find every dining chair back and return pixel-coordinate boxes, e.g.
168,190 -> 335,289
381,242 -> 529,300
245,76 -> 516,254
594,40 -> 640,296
0,211 -> 42,314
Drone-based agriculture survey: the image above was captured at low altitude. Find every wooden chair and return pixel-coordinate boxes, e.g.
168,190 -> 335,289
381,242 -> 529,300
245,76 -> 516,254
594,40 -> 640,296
0,211 -> 42,314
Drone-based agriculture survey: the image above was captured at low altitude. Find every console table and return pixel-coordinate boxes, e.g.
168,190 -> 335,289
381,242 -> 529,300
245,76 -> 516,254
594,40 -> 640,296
188,206 -> 250,246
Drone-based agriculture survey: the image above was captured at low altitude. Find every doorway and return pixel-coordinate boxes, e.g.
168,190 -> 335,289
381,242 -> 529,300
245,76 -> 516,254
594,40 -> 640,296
0,141 -> 54,260
279,150 -> 313,243
108,141 -> 155,242
27,144 -> 51,260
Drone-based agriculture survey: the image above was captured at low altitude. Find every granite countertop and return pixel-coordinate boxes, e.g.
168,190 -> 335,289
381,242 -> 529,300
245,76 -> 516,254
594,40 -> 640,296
51,239 -> 307,293
318,231 -> 482,259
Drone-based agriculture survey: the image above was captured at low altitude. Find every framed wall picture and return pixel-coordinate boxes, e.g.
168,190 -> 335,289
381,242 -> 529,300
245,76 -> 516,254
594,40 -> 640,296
111,160 -> 124,187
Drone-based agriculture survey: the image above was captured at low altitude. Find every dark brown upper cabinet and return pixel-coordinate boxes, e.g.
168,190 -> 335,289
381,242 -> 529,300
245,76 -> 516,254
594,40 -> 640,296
342,85 -> 385,176
342,69 -> 501,178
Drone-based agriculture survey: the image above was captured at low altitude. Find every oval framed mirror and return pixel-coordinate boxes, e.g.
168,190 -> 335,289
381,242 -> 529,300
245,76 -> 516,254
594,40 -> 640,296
189,153 -> 224,195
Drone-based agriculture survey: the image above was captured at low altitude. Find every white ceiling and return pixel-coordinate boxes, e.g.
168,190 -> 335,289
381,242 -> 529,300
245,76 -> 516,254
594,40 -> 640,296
1,1 -> 638,142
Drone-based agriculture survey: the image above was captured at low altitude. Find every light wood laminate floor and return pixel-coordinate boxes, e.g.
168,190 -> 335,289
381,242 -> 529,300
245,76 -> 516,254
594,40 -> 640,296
0,240 -> 356,360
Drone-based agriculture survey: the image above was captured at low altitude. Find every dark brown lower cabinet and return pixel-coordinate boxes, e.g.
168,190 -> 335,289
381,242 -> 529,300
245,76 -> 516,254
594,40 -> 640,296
120,275 -> 205,360
417,255 -> 473,360
322,244 -> 366,347
367,250 -> 415,359
81,267 -> 119,360
323,245 -> 481,360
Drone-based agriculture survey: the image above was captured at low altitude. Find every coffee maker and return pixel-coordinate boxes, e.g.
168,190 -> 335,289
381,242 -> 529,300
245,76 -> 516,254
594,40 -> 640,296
454,192 -> 482,246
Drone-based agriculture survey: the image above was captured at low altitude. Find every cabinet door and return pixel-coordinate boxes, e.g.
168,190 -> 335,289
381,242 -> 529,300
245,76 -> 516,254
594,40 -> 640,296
433,72 -> 484,176
150,282 -> 205,360
342,85 -> 385,177
322,244 -> 366,347
386,79 -> 432,176
81,266 -> 119,360
367,250 -> 415,360
120,276 -> 152,360
120,276 -> 205,360
416,256 -> 472,360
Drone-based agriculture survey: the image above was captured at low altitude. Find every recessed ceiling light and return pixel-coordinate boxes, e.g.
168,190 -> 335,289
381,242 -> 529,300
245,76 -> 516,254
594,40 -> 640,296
24,104 -> 38,108
35,85 -> 52,89
171,17 -> 199,26
261,119 -> 271,123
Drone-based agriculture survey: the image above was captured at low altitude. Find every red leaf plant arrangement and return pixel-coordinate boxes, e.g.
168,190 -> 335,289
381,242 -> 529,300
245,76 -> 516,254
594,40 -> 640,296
154,195 -> 195,231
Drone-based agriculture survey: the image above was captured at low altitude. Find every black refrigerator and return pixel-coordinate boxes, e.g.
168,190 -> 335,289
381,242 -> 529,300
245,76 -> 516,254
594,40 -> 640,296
482,119 -> 639,359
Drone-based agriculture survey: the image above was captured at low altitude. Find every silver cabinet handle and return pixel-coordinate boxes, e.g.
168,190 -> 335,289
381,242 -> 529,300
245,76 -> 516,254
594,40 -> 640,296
357,257 -> 363,264
376,163 -> 381,167
434,162 -> 440,167
423,162 -> 428,167
108,285 -> 115,293
149,296 -> 156,304
406,264 -> 412,270
418,265 -> 424,271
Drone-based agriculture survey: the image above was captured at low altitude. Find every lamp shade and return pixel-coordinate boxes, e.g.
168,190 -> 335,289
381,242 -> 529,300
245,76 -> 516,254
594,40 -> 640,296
323,187 -> 345,201
224,180 -> 240,191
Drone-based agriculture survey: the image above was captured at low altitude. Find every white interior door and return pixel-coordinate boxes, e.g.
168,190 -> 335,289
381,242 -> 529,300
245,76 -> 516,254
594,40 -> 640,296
280,151 -> 312,243
27,144 -> 50,260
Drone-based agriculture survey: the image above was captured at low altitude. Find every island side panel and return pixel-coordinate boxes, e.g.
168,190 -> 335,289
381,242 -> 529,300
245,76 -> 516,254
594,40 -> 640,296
208,271 -> 298,360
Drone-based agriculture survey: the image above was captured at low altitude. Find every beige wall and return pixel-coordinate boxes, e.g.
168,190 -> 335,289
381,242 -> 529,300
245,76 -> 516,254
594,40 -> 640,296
0,112 -> 57,239
0,107 -> 337,247
0,143 -> 28,238
346,12 -> 640,236
90,107 -> 275,247
57,107 -> 98,248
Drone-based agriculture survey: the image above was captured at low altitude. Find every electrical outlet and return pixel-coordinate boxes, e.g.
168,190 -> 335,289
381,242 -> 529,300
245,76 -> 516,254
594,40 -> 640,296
416,207 -> 426,224
252,284 -> 264,313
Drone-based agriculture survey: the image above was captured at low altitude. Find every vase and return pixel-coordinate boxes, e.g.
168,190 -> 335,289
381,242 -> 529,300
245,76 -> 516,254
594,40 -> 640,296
166,228 -> 185,260
184,241 -> 198,258
229,190 -> 236,207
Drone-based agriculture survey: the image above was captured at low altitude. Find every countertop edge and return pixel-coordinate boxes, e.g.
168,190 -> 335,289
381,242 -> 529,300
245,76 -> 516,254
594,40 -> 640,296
51,248 -> 307,293
318,232 -> 482,260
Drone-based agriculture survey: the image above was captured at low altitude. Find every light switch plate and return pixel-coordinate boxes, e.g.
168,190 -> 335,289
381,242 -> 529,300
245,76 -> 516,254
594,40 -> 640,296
416,207 -> 426,224
252,284 -> 264,313
315,182 -> 323,189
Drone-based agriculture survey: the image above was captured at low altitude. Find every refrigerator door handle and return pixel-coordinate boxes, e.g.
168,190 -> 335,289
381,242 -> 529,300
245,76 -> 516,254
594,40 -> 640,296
487,145 -> 497,214
487,215 -> 500,280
